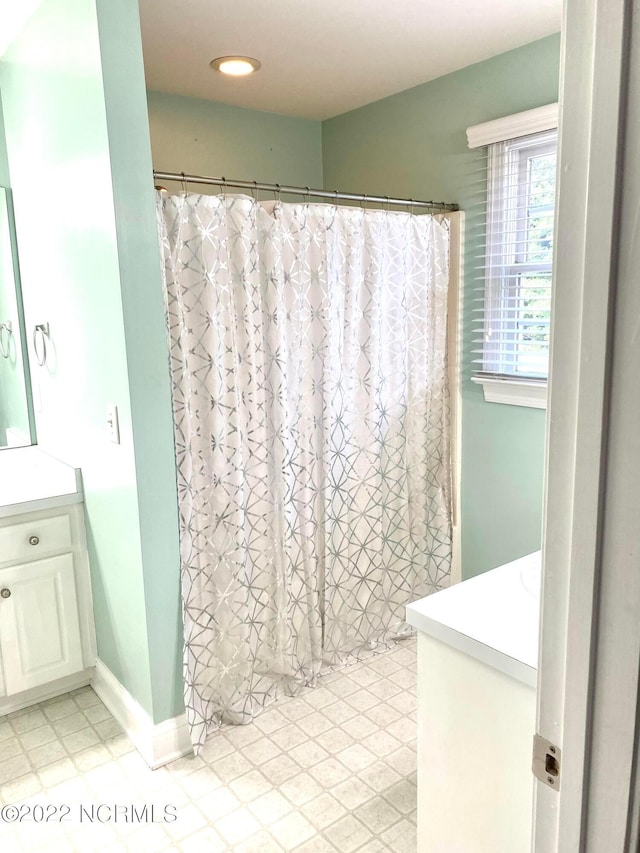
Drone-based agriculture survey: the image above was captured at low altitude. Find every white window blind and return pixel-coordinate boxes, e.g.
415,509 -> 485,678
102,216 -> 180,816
474,128 -> 558,381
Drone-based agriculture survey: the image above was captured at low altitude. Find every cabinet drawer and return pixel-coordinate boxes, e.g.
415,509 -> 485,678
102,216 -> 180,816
0,515 -> 73,564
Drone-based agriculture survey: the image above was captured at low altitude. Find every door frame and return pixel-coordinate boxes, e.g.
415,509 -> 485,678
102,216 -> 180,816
534,0 -> 640,849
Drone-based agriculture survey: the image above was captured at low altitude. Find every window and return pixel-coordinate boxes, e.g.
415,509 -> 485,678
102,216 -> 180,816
466,104 -> 559,408
480,129 -> 557,381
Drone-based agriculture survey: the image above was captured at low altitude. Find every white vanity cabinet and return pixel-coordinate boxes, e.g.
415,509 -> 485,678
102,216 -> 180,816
406,552 -> 541,853
0,502 -> 96,713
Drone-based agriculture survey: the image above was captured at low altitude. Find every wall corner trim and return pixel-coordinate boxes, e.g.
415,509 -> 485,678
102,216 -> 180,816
92,660 -> 192,769
466,103 -> 559,149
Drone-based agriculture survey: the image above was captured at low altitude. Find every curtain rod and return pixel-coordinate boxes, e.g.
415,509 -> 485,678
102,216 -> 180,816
153,170 -> 459,212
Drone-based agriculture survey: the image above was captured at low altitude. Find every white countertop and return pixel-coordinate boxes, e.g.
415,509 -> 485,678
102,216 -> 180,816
406,551 -> 541,687
0,446 -> 82,517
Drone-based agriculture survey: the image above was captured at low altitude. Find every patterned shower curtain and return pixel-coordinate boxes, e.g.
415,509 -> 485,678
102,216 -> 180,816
157,192 -> 452,750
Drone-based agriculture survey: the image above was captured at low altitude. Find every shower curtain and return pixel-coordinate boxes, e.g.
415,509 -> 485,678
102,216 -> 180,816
157,192 -> 452,750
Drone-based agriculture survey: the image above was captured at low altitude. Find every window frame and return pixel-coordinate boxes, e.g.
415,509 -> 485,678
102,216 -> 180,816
483,131 -> 556,377
466,105 -> 559,409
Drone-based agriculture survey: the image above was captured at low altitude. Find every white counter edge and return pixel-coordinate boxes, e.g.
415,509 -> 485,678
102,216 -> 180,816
0,491 -> 84,519
406,604 -> 538,688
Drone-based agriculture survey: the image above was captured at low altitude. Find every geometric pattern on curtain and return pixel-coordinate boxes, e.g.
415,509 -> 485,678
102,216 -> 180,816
157,192 -> 452,750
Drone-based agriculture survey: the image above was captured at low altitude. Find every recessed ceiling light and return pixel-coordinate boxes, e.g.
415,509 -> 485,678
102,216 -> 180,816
210,56 -> 261,76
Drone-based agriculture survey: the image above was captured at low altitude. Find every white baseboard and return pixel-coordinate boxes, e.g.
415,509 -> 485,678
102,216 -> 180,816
0,669 -> 93,717
91,659 -> 192,769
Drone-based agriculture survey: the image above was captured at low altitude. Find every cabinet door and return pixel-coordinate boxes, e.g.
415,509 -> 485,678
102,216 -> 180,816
0,554 -> 83,695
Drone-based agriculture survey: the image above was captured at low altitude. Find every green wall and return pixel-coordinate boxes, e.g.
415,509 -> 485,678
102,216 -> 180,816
0,0 -> 175,718
94,0 -> 183,723
147,90 -> 323,192
323,34 -> 561,578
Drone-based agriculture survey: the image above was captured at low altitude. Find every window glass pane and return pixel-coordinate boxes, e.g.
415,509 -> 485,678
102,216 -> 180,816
509,272 -> 551,376
528,153 -> 556,207
526,209 -> 554,263
526,152 -> 556,263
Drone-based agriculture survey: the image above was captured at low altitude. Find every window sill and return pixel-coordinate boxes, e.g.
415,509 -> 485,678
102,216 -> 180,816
471,376 -> 547,409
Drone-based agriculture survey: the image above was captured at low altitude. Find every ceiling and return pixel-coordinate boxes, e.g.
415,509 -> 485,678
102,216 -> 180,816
138,0 -> 561,121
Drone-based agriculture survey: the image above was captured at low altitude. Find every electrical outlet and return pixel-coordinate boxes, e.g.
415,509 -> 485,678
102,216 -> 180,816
106,404 -> 120,444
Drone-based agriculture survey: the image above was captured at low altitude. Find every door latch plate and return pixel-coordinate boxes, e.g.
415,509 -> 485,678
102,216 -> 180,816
532,734 -> 561,791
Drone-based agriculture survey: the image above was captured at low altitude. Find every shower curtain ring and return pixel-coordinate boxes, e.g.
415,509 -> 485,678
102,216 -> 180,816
275,183 -> 281,202
409,199 -> 414,216
304,186 -> 311,207
251,180 -> 258,202
360,193 -> 367,210
180,172 -> 188,195
334,189 -> 339,207
384,195 -> 390,213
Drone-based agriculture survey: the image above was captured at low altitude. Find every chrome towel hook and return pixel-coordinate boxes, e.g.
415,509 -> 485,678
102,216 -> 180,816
0,322 -> 12,359
33,323 -> 50,367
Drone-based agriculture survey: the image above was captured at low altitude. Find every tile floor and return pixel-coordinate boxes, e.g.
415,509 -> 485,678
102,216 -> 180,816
0,638 -> 417,852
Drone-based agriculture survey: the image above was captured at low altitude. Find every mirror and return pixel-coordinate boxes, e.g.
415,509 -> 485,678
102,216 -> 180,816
0,187 -> 35,448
